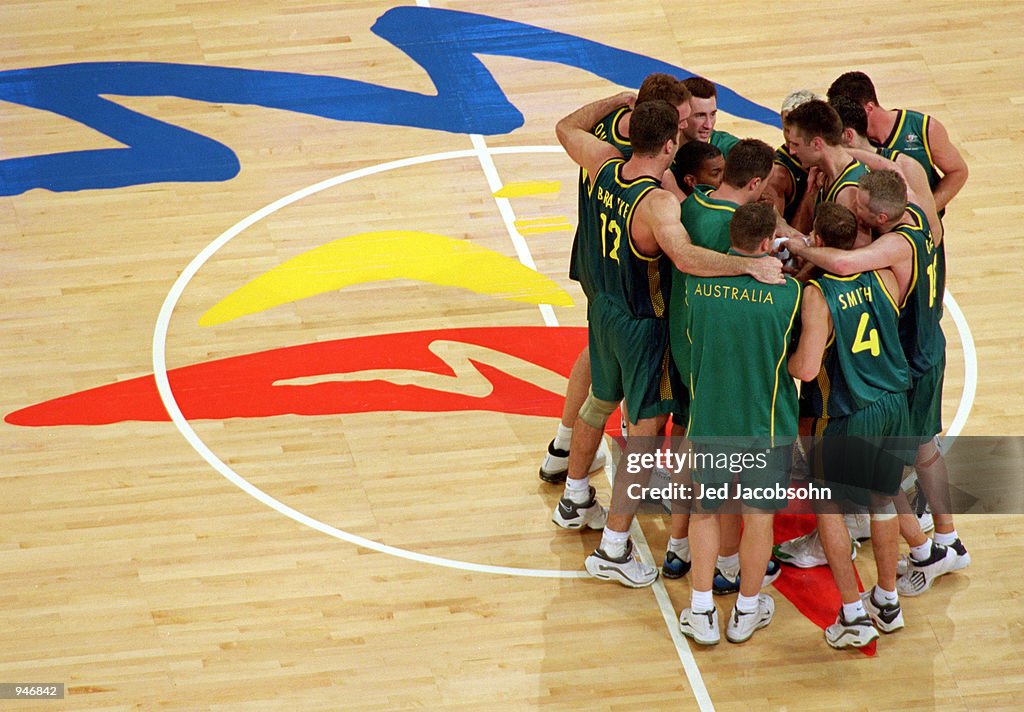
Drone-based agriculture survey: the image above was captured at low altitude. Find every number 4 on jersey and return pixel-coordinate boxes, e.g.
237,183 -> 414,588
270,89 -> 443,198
852,312 -> 881,357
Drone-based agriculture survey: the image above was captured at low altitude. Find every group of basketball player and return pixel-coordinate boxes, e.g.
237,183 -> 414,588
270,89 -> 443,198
544,71 -> 971,649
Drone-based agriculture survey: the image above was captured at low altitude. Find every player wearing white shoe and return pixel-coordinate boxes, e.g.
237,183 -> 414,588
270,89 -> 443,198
540,75 -> 692,485
554,99 -> 784,589
677,203 -> 800,645
788,203 -> 910,649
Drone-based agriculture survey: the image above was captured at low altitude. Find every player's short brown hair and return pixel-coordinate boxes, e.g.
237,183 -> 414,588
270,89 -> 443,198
630,100 -> 681,156
829,95 -> 868,138
784,100 -> 843,146
858,170 -> 908,219
729,202 -> 776,251
813,202 -> 858,250
722,138 -> 775,189
683,76 -> 717,100
828,71 -> 879,106
638,73 -> 691,107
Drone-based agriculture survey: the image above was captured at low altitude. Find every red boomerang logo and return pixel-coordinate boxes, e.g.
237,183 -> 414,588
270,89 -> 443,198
5,326 -> 586,426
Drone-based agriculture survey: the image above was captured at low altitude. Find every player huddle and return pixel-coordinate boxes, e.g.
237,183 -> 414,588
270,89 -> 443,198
545,72 -> 970,649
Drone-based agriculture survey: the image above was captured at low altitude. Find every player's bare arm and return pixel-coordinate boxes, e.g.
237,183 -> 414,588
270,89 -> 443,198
787,283 -> 832,382
762,162 -> 795,216
639,190 -> 785,284
556,105 -> 631,181
787,230 -> 911,280
926,116 -> 969,213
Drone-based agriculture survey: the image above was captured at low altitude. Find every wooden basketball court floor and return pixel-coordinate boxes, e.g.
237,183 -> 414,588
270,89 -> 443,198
2,1 -> 1023,709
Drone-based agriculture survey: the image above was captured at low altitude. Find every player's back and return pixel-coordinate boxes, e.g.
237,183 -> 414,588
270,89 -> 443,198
686,270 -> 802,447
583,157 -> 670,320
570,106 -> 632,299
893,203 -> 946,376
802,271 -> 910,419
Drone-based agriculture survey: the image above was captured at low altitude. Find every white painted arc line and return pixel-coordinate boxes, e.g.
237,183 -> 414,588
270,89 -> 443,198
470,134 -> 559,328
151,146 -> 590,579
941,291 -> 977,448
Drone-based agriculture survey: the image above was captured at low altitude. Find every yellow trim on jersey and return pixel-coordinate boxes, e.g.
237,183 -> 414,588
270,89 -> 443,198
769,279 -> 801,446
895,230 -> 919,310
615,158 -> 662,262
692,189 -> 737,213
822,160 -> 865,203
610,106 -> 630,145
920,114 -> 937,174
886,110 -> 908,150
819,273 -> 863,283
873,270 -> 901,313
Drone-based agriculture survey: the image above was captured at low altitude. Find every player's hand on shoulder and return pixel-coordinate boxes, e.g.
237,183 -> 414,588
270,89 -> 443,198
748,255 -> 786,285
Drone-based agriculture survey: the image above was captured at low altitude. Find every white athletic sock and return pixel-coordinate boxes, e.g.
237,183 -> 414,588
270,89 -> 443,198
668,537 -> 690,557
600,528 -> 630,559
910,538 -> 933,562
736,593 -> 759,614
691,588 -> 714,613
717,553 -> 740,571
553,423 -> 573,451
874,586 -> 898,606
933,530 -> 958,547
564,476 -> 590,504
842,600 -> 867,621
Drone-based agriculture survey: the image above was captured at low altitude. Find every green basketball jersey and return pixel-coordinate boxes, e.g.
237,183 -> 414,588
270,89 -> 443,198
879,109 -> 940,192
668,187 -> 738,383
582,157 -> 671,319
570,107 -> 632,298
816,158 -> 869,206
710,129 -> 740,157
775,144 -> 809,223
802,272 -> 910,418
893,203 -> 946,377
685,265 -> 802,447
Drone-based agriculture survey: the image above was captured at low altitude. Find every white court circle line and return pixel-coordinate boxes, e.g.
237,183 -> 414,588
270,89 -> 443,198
152,146 -> 977,580
153,146 -> 585,579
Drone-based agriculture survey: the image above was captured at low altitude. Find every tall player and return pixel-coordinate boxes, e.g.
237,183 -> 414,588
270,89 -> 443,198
827,71 -> 968,214
678,202 -> 801,645
539,75 -> 692,485
788,202 -> 910,649
552,100 -> 783,587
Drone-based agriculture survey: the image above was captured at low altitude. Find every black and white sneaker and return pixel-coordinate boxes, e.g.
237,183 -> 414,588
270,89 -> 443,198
725,593 -> 775,644
896,542 -> 957,596
551,486 -> 607,530
539,440 -> 607,484
860,586 -> 904,633
825,609 -> 879,649
584,539 -> 658,588
948,537 -> 972,571
680,606 -> 720,645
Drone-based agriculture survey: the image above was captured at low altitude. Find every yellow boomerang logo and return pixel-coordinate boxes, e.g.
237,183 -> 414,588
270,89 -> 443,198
199,230 -> 573,326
